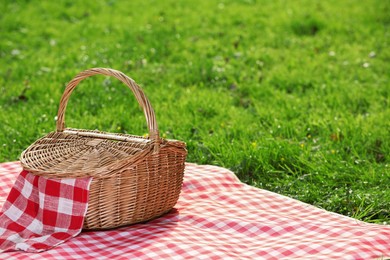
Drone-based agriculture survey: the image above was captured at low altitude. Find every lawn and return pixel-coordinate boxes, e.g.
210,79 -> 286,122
0,0 -> 389,223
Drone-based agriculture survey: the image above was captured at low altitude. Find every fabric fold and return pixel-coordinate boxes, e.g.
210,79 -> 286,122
0,170 -> 92,252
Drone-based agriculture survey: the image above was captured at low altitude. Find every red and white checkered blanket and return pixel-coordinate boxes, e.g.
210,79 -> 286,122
0,170 -> 92,252
0,161 -> 389,259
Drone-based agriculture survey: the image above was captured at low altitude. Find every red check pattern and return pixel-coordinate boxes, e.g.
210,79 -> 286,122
0,161 -> 389,259
0,168 -> 91,252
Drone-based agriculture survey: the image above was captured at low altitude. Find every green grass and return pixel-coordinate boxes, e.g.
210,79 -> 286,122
0,0 -> 389,223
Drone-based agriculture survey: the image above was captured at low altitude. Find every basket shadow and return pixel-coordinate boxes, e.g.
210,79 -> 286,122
80,208 -> 181,247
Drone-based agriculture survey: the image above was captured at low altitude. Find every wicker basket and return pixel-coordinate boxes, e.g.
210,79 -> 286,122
20,68 -> 187,230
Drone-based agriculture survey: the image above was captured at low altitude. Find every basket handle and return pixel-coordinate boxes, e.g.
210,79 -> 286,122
56,68 -> 159,149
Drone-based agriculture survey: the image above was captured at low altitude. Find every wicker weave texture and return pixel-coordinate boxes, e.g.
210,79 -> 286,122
20,68 -> 187,230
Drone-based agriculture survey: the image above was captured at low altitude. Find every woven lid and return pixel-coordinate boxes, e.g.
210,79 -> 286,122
20,68 -> 176,179
20,129 -> 158,178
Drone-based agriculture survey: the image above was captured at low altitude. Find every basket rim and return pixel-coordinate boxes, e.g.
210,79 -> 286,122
20,128 -> 186,179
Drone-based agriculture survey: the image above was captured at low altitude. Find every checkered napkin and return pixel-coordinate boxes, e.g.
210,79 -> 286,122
0,170 -> 92,253
0,162 -> 390,259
